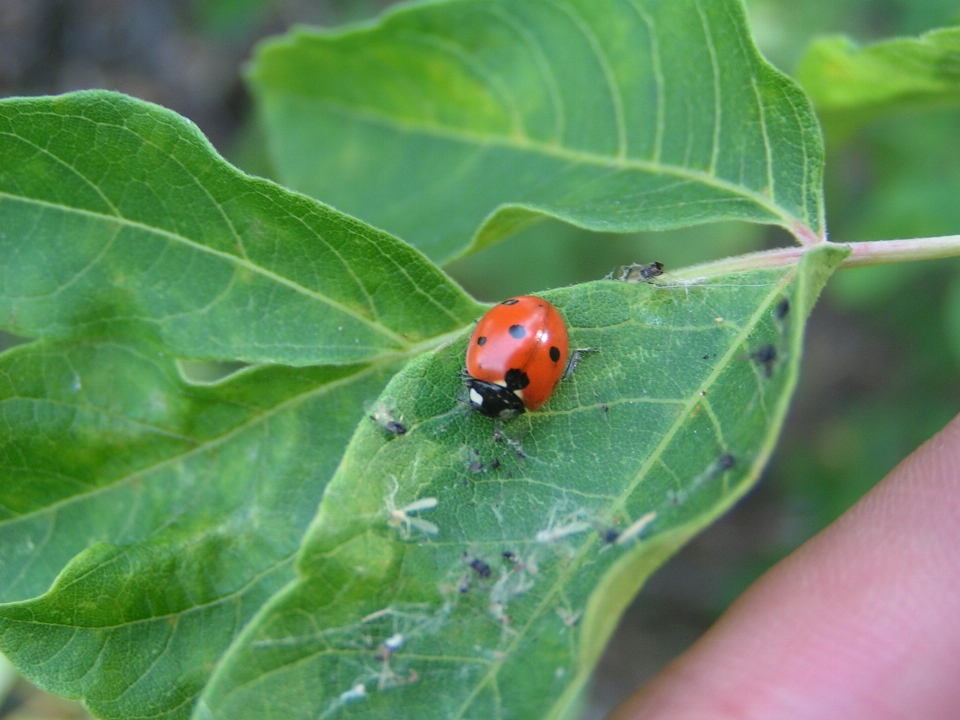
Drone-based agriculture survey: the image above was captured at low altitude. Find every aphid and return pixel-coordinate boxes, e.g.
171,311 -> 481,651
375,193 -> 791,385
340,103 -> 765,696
535,519 -> 592,544
615,511 -> 657,545
751,344 -> 778,377
385,479 -> 438,540
361,607 -> 392,624
339,684 -> 367,704
375,633 -> 405,662
506,437 -> 523,452
717,453 -> 736,472
595,524 -> 620,544
502,550 -> 518,562
619,261 -> 664,282
369,402 -> 407,436
463,447 -> 485,473
561,346 -> 599,381
490,601 -> 511,627
775,298 -> 791,320
555,607 -> 582,627
464,296 -> 590,419
467,556 -> 492,579
490,572 -> 535,619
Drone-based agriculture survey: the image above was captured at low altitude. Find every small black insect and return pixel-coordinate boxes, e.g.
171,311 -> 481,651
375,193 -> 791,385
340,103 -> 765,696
506,437 -> 526,460
464,553 -> 491,579
751,344 -> 778,377
619,261 -> 664,282
369,409 -> 406,436
599,526 -> 620,544
717,453 -> 736,472
775,298 -> 791,320
502,550 -> 518,562
490,458 -> 501,470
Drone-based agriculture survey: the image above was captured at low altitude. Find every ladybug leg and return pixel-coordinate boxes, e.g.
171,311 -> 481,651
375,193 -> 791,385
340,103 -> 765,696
562,348 -> 599,381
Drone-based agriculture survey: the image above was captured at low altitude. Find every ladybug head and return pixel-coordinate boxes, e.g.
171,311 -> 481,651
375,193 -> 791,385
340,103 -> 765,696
463,376 -> 525,419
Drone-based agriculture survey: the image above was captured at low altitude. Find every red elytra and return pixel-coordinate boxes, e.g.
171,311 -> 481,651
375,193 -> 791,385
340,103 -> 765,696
465,296 -> 569,418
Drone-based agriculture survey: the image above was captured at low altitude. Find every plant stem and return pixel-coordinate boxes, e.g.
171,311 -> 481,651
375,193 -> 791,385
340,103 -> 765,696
844,236 -> 960,266
674,235 -> 960,279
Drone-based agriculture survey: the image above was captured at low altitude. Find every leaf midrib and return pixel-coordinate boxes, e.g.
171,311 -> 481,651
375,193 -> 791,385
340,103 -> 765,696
0,191 -> 411,349
0,360 -> 392,532
0,552 -> 297,630
266,93 -> 811,236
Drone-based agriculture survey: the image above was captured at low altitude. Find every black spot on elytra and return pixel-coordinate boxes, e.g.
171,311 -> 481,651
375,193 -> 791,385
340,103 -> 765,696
502,298 -> 519,305
549,346 -> 561,362
504,368 -> 529,390
477,336 -> 486,346
508,324 -> 526,339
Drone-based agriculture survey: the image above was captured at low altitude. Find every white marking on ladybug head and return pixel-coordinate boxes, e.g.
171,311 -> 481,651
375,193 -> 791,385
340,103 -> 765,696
469,388 -> 484,407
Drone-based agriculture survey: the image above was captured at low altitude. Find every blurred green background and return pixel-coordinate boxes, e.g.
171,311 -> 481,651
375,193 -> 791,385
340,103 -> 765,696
1,0 -> 959,717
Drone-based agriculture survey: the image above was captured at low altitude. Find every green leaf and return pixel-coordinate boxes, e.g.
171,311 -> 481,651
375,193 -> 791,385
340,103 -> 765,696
197,245 -> 847,720
0,337 -> 399,719
797,27 -> 960,129
0,91 -> 484,365
251,0 -> 825,263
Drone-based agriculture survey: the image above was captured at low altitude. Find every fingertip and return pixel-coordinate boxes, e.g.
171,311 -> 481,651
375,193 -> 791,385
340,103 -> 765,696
610,413 -> 960,720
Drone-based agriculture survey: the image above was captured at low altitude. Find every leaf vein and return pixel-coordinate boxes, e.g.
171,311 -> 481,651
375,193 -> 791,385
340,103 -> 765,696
298,97 -> 805,233
694,0 -> 722,175
486,4 -> 566,144
0,192 -> 409,348
546,0 -> 628,158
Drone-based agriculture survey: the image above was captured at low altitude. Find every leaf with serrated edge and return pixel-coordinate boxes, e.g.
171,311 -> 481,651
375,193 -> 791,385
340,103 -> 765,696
0,337 -> 400,720
0,92 -> 484,365
251,0 -> 825,263
797,27 -> 960,128
197,245 -> 847,720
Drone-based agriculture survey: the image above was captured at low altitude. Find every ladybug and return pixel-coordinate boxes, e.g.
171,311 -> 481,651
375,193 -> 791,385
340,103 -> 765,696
464,296 -> 571,419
